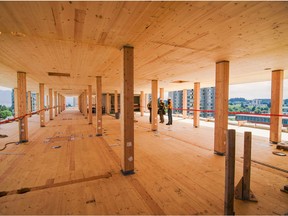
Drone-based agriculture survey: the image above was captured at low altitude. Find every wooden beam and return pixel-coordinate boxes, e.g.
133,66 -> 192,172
106,93 -> 110,114
140,91 -> 144,116
13,88 -> 18,117
114,90 -> 118,114
27,91 -> 32,117
193,82 -> 200,128
39,83 -> 45,127
88,85 -> 92,124
151,80 -> 158,131
17,72 -> 28,142
121,45 -> 134,174
183,89 -> 187,118
54,91 -> 58,117
96,76 -> 102,136
49,89 -> 53,120
214,61 -> 229,155
224,129 -> 235,215
270,69 -> 283,144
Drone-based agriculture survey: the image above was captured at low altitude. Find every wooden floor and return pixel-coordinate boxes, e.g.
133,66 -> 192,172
0,109 -> 287,215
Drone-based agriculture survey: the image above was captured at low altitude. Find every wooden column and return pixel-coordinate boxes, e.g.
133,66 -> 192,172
145,93 -> 149,112
14,88 -> 18,117
106,93 -> 110,114
58,93 -> 61,114
46,95 -> 49,108
27,91 -> 32,116
193,82 -> 200,128
183,89 -> 187,118
114,90 -> 118,114
39,83 -> 45,127
83,90 -> 87,118
49,89 -> 53,120
140,91 -> 144,116
214,61 -> 229,155
17,72 -> 28,142
151,80 -> 158,131
36,93 -> 40,112
160,88 -> 164,100
224,129 -> 235,215
121,45 -> 134,174
88,85 -> 93,124
96,76 -> 102,136
54,91 -> 58,117
270,69 -> 284,143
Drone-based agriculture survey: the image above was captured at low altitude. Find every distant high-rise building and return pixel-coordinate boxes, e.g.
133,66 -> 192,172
168,87 -> 215,118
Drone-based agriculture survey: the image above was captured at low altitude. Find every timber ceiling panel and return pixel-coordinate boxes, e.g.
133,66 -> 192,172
0,1 -> 287,95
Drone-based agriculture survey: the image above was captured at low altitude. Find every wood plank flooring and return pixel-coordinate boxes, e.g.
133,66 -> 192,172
0,109 -> 287,215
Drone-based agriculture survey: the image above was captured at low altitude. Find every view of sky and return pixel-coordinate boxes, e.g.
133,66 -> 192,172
0,79 -> 287,106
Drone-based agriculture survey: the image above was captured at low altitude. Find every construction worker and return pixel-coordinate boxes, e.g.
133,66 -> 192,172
158,99 -> 165,123
166,98 -> 173,125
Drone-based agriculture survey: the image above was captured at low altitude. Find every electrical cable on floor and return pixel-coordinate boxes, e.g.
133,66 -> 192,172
0,142 -> 18,151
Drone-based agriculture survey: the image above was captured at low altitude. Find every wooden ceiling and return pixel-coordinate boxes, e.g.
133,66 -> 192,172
0,1 -> 288,96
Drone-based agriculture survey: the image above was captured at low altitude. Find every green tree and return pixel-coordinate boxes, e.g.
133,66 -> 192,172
0,110 -> 12,119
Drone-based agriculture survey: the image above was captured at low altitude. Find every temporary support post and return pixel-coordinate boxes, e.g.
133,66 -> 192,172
140,91 -> 144,116
49,88 -> 53,120
39,83 -> 45,127
88,85 -> 92,124
160,88 -> 164,100
121,45 -> 135,175
183,89 -> 187,118
235,132 -> 257,202
17,72 -> 28,142
96,76 -> 102,136
270,69 -> 284,144
114,90 -> 118,116
106,93 -> 110,114
151,80 -> 158,131
214,61 -> 229,155
224,129 -> 235,215
14,88 -> 18,117
194,82 -> 200,128
54,91 -> 58,117
27,91 -> 32,117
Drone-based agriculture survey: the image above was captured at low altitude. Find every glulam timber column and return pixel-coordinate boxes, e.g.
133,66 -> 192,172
27,91 -> 32,117
160,88 -> 164,99
58,93 -> 61,114
151,80 -> 158,131
49,88 -> 53,120
121,45 -> 134,175
140,91 -> 144,116
17,72 -> 28,142
114,90 -> 118,115
270,69 -> 284,143
88,85 -> 93,124
84,90 -> 87,118
54,91 -> 58,117
14,88 -> 18,117
194,82 -> 200,128
106,93 -> 110,115
214,61 -> 229,155
183,89 -> 187,118
39,83 -> 45,127
96,76 -> 102,136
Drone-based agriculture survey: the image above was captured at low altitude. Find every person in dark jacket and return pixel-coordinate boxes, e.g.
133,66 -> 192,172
147,101 -> 152,123
166,98 -> 173,125
158,99 -> 165,123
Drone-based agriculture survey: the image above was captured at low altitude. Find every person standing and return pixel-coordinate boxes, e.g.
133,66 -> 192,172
158,99 -> 165,123
166,98 -> 173,125
147,101 -> 152,123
